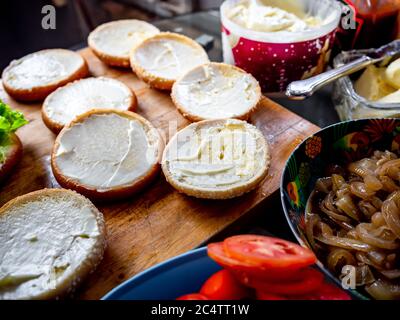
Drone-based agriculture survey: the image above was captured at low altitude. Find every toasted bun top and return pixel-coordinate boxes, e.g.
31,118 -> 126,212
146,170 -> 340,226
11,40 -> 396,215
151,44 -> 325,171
2,49 -> 85,90
130,32 -> 209,81
0,189 -> 105,300
53,110 -> 162,192
88,19 -> 160,59
172,62 -> 261,120
162,119 -> 270,192
43,77 -> 134,127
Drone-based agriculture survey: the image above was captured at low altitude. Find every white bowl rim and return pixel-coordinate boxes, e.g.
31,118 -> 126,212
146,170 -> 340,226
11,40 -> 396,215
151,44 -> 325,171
220,0 -> 342,43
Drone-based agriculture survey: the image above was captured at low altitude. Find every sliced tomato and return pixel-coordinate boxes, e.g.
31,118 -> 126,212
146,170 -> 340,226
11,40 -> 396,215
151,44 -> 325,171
223,235 -> 316,270
256,291 -> 287,300
207,243 -> 301,282
177,293 -> 209,300
293,282 -> 352,300
239,268 -> 324,296
200,270 -> 248,300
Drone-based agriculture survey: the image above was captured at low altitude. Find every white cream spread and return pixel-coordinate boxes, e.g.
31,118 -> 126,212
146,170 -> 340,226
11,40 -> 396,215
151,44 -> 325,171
385,58 -> 400,90
164,119 -> 268,190
132,34 -> 209,80
227,0 -> 321,32
2,49 -> 84,90
0,192 -> 104,300
173,63 -> 260,120
54,113 -> 159,191
43,77 -> 134,126
89,20 -> 160,58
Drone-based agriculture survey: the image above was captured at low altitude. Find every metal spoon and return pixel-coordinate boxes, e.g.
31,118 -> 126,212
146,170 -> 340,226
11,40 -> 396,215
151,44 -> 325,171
286,40 -> 400,100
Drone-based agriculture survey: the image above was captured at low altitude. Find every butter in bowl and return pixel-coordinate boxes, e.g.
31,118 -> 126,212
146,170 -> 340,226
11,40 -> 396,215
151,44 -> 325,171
334,49 -> 400,120
220,0 -> 342,94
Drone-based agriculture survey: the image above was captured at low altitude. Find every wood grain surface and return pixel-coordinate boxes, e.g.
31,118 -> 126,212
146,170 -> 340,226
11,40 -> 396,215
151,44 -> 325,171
0,48 -> 319,299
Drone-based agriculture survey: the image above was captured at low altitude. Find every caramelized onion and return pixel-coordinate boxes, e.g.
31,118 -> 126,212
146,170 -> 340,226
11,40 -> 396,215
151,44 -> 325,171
364,175 -> 383,192
356,252 -> 384,270
372,211 -> 386,227
332,174 -> 346,192
315,235 -> 373,252
380,176 -> 400,193
315,177 -> 332,194
327,248 -> 356,274
366,280 -> 400,300
307,152 -> 400,300
335,194 -> 361,221
370,197 -> 383,210
305,214 -> 320,250
380,269 -> 400,280
368,250 -> 387,266
381,191 -> 400,238
355,265 -> 375,286
359,200 -> 378,219
348,159 -> 377,178
320,192 -> 352,223
356,223 -> 400,250
350,182 -> 375,200
376,159 -> 400,177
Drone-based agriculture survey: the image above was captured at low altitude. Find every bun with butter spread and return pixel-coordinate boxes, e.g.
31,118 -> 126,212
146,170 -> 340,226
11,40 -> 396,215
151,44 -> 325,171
0,189 -> 106,300
172,62 -> 261,122
130,32 -> 210,90
51,109 -> 164,201
162,119 -> 270,199
2,49 -> 88,102
88,19 -> 160,68
42,77 -> 137,134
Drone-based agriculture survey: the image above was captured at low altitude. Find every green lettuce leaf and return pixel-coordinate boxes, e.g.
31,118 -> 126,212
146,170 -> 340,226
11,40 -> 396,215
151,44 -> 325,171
0,100 -> 28,163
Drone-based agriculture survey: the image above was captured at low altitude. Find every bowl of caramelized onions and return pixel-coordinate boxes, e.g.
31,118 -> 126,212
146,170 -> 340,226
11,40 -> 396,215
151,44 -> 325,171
281,118 -> 400,300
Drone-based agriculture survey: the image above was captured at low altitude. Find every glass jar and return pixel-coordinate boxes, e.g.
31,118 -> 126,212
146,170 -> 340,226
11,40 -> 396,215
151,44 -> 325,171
337,0 -> 400,50
333,48 -> 400,120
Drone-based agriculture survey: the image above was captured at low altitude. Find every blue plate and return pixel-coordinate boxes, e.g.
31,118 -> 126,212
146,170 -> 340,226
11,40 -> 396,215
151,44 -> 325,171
102,247 -> 220,300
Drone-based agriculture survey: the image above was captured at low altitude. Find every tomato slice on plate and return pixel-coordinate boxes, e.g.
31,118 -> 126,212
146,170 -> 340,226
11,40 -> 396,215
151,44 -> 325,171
208,242 -> 262,271
207,243 -> 301,282
200,270 -> 248,300
239,268 -> 324,296
256,291 -> 287,300
293,282 -> 351,300
177,293 -> 209,300
223,235 -> 316,270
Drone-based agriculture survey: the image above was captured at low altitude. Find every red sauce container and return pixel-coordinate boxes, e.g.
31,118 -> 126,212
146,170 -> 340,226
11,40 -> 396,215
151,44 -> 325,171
339,0 -> 400,49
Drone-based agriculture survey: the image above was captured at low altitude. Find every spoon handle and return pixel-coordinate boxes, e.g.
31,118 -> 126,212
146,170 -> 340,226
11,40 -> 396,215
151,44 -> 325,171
285,55 -> 377,100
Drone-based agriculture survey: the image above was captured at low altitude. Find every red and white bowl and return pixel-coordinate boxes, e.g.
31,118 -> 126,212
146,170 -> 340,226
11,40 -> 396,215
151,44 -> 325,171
221,0 -> 342,94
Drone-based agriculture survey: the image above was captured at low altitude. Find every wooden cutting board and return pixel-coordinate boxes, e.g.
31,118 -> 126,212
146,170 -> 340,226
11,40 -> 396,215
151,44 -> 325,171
0,48 -> 319,299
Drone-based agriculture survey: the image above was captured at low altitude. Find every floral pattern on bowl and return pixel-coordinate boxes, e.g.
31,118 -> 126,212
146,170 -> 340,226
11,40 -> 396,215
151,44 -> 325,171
281,118 -> 400,300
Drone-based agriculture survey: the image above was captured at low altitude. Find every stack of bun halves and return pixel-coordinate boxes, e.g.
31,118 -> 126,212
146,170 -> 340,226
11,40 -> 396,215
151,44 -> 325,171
0,19 -> 270,300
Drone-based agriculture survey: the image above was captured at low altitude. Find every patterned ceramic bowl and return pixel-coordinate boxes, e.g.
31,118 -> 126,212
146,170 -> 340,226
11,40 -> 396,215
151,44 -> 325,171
281,118 -> 400,300
220,0 -> 341,94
